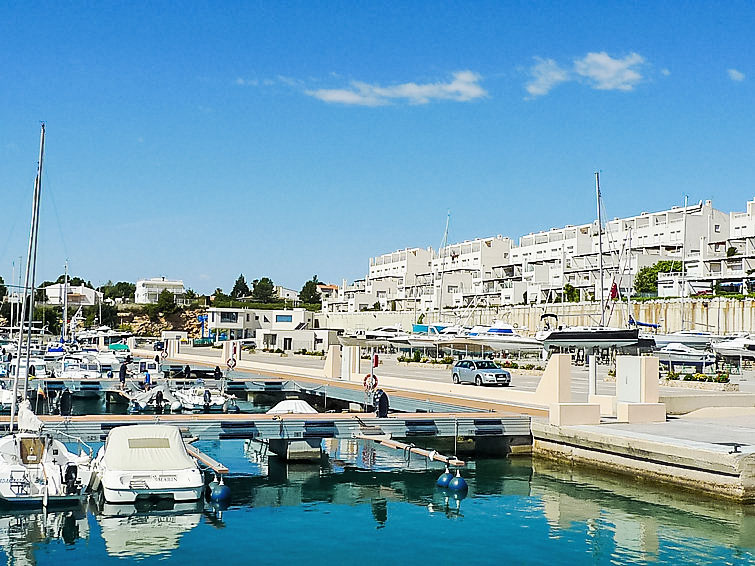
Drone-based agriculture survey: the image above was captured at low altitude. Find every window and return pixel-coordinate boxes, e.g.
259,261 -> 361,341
276,314 -> 293,323
715,224 -> 721,233
220,312 -> 238,323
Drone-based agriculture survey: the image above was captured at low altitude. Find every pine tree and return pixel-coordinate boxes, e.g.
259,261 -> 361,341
252,277 -> 275,303
299,275 -> 321,304
231,274 -> 250,298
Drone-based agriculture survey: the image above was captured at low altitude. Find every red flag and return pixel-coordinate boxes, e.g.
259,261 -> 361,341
610,282 -> 619,300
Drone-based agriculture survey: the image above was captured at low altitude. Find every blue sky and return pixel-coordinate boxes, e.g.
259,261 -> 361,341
1,2 -> 754,294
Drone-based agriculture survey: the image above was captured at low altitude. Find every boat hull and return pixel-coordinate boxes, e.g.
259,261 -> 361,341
102,485 -> 204,504
542,328 -> 639,350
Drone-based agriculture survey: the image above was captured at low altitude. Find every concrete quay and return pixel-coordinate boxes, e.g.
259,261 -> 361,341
143,345 -> 755,502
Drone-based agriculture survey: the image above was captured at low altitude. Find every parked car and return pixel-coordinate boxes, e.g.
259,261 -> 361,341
153,340 -> 165,351
452,359 -> 511,386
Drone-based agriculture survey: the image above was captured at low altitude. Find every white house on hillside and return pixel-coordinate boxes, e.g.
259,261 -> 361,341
135,277 -> 187,305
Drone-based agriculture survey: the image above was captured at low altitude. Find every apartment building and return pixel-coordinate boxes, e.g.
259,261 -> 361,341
325,199 -> 737,312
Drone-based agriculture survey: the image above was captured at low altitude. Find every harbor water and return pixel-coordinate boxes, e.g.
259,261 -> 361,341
0,437 -> 752,565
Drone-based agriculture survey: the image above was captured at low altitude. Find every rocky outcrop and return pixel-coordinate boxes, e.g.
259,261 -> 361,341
118,308 -> 204,338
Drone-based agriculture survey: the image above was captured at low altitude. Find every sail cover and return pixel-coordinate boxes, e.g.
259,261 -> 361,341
103,425 -> 196,472
17,400 -> 43,433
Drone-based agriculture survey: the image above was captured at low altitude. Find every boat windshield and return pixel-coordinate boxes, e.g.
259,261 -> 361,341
475,361 -> 498,370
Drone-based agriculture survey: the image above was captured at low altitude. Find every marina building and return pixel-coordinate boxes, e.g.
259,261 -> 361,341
206,306 -> 337,352
325,198 -> 742,312
135,277 -> 188,306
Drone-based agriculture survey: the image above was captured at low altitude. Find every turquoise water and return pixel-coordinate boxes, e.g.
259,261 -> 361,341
0,439 -> 752,565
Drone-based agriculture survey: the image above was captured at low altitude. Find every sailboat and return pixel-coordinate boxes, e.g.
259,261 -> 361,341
0,124 -> 95,506
536,173 -> 639,353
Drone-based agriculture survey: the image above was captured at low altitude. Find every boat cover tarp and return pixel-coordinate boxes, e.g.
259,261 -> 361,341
131,384 -> 177,407
108,343 -> 130,351
266,400 -> 318,414
103,424 -> 195,472
17,400 -> 43,433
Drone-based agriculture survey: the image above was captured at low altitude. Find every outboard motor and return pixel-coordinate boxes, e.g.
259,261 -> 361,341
64,464 -> 78,495
60,389 -> 73,416
155,389 -> 164,414
373,389 -> 390,418
203,388 -> 212,411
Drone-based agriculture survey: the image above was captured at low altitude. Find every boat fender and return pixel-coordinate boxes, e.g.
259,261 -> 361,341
436,466 -> 453,488
211,478 -> 231,506
447,470 -> 468,493
170,400 -> 182,412
203,389 -> 212,405
155,390 -> 164,407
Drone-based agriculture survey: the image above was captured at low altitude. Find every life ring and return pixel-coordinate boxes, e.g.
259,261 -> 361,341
226,357 -> 237,369
363,374 -> 378,390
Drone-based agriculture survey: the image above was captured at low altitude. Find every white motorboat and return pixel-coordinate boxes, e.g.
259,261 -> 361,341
0,401 -> 94,506
657,342 -> 716,366
128,384 -> 181,413
652,330 -> 723,350
339,325 -> 405,347
464,321 -> 543,352
172,383 -> 237,412
94,424 -> 205,503
712,335 -> 755,359
7,358 -> 49,381
54,355 -> 103,380
266,399 -> 318,414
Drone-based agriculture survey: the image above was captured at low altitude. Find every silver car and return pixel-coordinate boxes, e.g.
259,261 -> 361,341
452,359 -> 511,386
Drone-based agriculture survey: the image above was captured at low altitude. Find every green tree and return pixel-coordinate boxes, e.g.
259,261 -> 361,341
55,274 -> 91,288
634,260 -> 683,294
102,281 -> 136,301
563,283 -> 580,302
212,288 -> 231,305
34,287 -> 47,303
299,275 -> 321,305
0,276 -> 6,301
231,274 -> 250,298
252,277 -> 275,303
156,289 -> 179,314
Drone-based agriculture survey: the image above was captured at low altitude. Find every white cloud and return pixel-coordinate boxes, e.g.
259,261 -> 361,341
661,68 -> 671,76
728,68 -> 745,82
235,77 -> 258,86
306,71 -> 487,106
525,58 -> 570,97
574,52 -> 645,90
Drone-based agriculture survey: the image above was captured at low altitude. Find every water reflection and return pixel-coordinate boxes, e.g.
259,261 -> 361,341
0,439 -> 752,565
95,498 -> 204,559
0,508 -> 88,566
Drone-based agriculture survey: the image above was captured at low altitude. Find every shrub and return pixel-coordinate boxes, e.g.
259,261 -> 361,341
666,371 -> 680,380
412,350 -> 421,363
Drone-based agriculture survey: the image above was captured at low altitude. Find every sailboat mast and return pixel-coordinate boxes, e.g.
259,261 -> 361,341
596,172 -> 605,327
681,194 -> 688,330
63,260 -> 69,342
436,211 -> 450,324
11,123 -> 45,429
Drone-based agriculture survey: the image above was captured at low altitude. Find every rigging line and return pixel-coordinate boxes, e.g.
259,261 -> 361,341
42,167 -> 70,259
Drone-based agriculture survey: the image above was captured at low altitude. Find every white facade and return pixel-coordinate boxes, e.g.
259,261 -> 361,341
43,284 -> 103,306
135,278 -> 187,306
326,198 -> 737,313
274,286 -> 300,305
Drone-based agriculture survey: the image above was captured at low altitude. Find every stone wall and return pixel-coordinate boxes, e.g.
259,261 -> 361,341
316,297 -> 755,334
